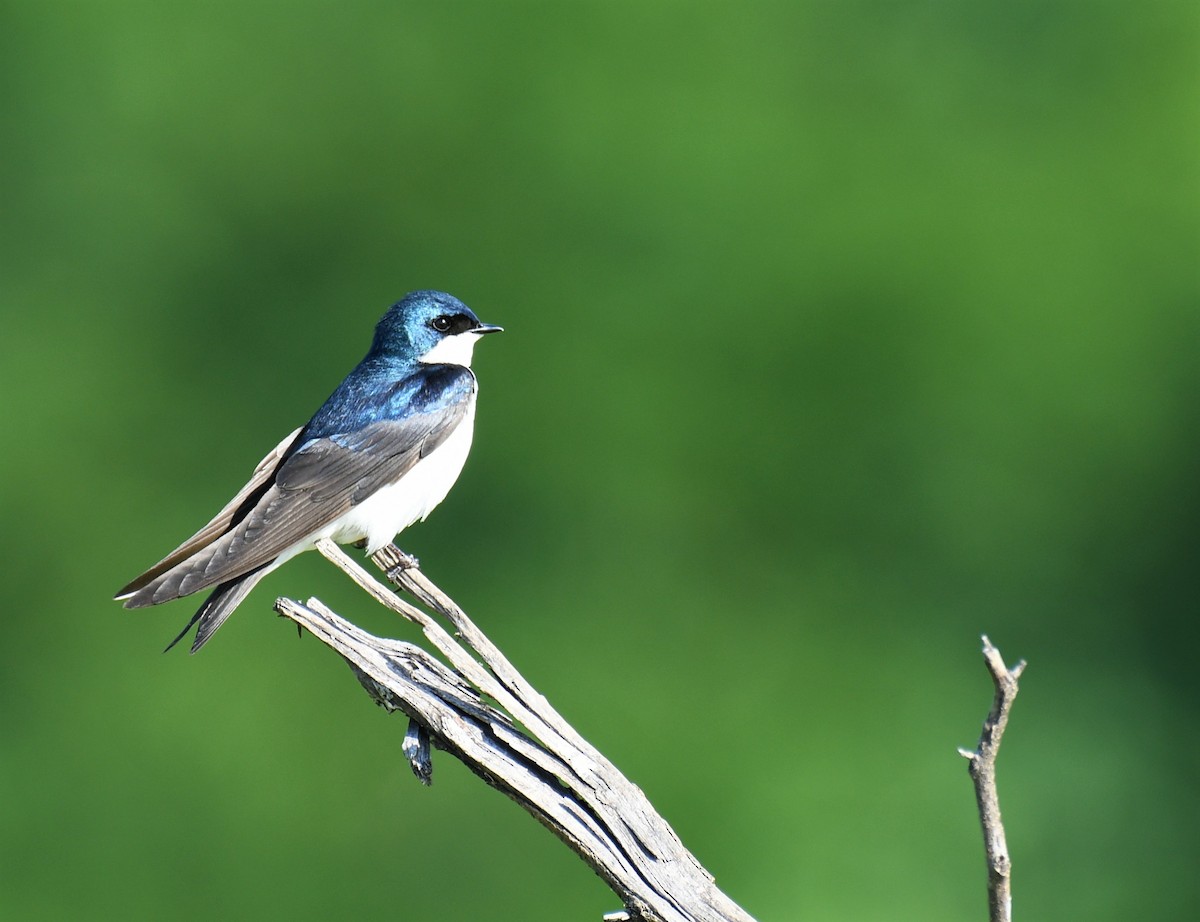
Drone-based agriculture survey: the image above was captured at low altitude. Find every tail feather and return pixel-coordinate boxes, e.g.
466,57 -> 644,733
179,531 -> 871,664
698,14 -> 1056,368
163,567 -> 270,654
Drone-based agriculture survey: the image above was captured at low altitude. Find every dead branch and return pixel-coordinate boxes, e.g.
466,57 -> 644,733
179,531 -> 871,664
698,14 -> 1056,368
959,635 -> 1026,922
273,538 -> 755,922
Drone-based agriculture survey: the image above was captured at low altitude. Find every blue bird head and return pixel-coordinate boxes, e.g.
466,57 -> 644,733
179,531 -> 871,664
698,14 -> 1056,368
371,290 -> 502,368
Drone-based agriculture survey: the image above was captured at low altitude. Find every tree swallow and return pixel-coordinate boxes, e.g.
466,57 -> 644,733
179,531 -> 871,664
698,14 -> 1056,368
115,290 -> 502,653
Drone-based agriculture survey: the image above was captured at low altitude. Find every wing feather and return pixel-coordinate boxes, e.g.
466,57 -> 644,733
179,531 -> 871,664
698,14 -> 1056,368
114,426 -> 303,599
120,396 -> 470,607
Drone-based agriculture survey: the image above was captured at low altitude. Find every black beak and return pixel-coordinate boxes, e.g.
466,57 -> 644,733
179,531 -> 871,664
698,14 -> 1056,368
474,323 -> 504,335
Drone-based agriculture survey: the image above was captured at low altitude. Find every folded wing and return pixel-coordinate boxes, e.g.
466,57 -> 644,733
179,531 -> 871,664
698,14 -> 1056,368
115,426 -> 303,599
118,395 -> 469,609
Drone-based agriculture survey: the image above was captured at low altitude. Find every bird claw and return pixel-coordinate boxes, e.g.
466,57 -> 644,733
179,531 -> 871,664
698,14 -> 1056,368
371,544 -> 420,584
387,548 -> 420,580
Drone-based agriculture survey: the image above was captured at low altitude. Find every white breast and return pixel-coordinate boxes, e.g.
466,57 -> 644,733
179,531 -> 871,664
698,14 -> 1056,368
313,396 -> 478,554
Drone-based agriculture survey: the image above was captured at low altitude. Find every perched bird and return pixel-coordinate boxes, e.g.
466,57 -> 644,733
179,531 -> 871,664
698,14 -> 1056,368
115,290 -> 502,653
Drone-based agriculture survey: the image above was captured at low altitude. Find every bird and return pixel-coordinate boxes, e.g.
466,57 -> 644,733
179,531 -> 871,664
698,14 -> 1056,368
115,290 -> 502,653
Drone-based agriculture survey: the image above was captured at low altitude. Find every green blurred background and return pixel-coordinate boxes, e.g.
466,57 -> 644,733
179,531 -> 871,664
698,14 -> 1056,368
1,2 -> 1196,919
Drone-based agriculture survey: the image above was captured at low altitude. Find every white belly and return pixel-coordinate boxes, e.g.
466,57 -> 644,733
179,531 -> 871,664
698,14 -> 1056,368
310,397 -> 477,554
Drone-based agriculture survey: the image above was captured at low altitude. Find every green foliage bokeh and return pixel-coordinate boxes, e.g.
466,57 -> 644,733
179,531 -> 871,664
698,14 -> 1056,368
1,3 -> 1196,920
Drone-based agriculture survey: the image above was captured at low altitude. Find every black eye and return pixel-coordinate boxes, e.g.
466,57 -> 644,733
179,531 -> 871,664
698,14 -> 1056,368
430,313 -> 477,335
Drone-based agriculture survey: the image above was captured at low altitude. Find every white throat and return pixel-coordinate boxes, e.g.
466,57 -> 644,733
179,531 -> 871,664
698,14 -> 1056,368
418,331 -> 482,368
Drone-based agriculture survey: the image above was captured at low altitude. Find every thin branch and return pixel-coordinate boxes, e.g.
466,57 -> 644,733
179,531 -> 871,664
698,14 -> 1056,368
274,539 -> 756,922
958,635 -> 1026,922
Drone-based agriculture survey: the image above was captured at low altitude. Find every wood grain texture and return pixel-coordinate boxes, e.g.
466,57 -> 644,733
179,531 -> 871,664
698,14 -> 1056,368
274,539 -> 756,922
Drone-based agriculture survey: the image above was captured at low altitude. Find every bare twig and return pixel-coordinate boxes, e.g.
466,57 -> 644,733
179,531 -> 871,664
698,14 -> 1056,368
959,635 -> 1026,922
275,539 -> 756,922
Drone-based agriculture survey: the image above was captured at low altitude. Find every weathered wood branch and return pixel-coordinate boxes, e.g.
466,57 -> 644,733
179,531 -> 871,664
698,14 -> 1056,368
273,538 -> 755,922
959,635 -> 1026,922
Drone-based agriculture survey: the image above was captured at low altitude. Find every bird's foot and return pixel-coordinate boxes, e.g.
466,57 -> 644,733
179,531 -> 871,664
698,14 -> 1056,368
387,547 -> 420,581
369,543 -> 420,583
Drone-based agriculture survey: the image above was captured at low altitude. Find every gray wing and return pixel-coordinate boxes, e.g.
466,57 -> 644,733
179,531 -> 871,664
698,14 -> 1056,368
119,399 -> 469,608
115,426 -> 303,599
